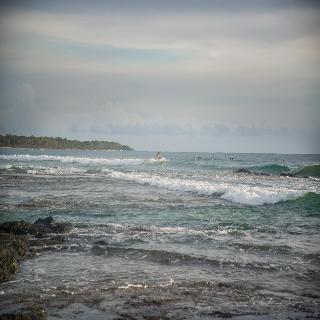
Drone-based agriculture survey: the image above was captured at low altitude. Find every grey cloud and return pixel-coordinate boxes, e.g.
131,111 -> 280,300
0,0 -> 319,153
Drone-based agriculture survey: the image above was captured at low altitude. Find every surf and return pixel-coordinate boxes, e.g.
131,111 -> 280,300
105,170 -> 306,206
0,154 -> 166,166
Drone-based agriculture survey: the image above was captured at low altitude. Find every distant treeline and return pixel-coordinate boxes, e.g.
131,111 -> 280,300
0,134 -> 133,151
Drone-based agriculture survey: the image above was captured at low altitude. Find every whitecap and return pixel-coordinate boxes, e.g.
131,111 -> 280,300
106,170 -> 306,206
0,154 -> 146,165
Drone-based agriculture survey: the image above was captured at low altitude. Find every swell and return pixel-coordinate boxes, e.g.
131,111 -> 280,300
252,163 -> 290,174
294,165 -> 320,178
280,192 -> 320,210
106,170 -> 305,206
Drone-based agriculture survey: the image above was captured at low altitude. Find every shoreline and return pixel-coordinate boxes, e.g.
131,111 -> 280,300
0,146 -> 129,152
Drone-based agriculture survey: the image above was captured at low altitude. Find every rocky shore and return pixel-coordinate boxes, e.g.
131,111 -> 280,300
0,217 -> 72,320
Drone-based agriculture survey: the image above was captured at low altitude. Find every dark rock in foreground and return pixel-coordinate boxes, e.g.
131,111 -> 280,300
0,233 -> 30,282
0,216 -> 72,236
0,216 -> 72,283
0,303 -> 47,320
0,217 -> 72,320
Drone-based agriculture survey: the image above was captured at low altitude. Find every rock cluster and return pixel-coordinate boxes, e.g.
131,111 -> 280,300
0,216 -> 72,320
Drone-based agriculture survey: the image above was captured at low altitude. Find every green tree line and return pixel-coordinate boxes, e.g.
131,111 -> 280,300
0,134 -> 133,151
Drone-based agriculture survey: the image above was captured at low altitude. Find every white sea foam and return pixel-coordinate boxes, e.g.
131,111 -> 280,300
27,166 -> 86,175
118,283 -> 148,289
106,170 -> 305,206
0,154 -> 167,166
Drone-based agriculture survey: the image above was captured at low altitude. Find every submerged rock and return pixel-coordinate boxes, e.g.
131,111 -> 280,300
235,168 -> 252,174
0,303 -> 47,320
34,216 -> 72,233
280,172 -> 295,177
235,168 -> 270,176
90,245 -> 106,256
93,240 -> 109,246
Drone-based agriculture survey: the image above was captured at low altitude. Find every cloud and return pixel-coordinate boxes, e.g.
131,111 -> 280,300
0,1 -> 319,153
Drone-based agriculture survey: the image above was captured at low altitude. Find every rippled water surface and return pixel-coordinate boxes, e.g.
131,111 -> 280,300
0,148 -> 319,319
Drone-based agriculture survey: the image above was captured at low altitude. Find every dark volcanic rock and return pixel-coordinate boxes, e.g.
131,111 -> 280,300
0,217 -> 72,236
0,303 -> 47,320
0,233 -> 30,282
94,240 -> 109,246
0,246 -> 18,282
235,168 -> 252,174
235,168 -> 270,176
280,172 -> 295,177
0,217 -> 72,283
34,216 -> 72,233
0,217 -> 71,320
0,221 -> 41,236
0,233 -> 29,258
34,216 -> 54,226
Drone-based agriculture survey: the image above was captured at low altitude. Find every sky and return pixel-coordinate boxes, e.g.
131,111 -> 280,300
0,0 -> 319,153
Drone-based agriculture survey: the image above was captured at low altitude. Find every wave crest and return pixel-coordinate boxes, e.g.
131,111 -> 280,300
106,171 -> 305,206
294,165 -> 320,177
0,154 -> 166,166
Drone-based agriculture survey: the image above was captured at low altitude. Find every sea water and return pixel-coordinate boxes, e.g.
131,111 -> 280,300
0,148 -> 319,319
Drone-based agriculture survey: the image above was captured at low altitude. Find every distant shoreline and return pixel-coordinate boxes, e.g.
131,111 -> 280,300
0,134 -> 134,151
0,146 -> 121,152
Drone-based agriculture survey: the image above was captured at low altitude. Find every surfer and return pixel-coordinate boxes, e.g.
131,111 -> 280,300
155,152 -> 162,160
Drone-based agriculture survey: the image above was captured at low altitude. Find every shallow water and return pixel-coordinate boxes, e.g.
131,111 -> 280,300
0,148 -> 319,319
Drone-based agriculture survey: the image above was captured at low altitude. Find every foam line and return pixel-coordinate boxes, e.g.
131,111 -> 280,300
106,170 -> 305,206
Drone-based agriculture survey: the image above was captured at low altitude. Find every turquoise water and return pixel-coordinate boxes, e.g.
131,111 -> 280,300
0,148 -> 319,319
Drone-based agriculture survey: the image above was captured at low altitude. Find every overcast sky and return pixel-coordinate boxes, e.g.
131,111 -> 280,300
0,0 -> 319,153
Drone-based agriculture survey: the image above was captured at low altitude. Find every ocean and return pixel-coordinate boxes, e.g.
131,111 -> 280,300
0,148 -> 319,319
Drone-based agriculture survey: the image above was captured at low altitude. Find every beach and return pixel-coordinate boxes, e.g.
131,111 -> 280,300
0,148 -> 319,319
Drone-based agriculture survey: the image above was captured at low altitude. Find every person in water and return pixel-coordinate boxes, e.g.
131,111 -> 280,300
155,152 -> 162,160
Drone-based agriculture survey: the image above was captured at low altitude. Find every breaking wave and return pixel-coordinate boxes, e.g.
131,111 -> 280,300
106,171 -> 305,206
0,154 -> 167,166
0,164 -> 85,175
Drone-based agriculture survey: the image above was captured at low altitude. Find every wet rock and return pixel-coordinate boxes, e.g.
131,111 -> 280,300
235,168 -> 252,174
0,221 -> 41,236
235,168 -> 270,176
280,172 -> 295,177
0,218 -> 72,283
93,240 -> 109,246
90,245 -> 106,255
0,217 -> 72,237
0,233 -> 29,259
256,172 -> 270,176
0,303 -> 47,320
34,216 -> 72,234
34,216 -> 54,226
0,246 -> 18,282
0,233 -> 30,282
